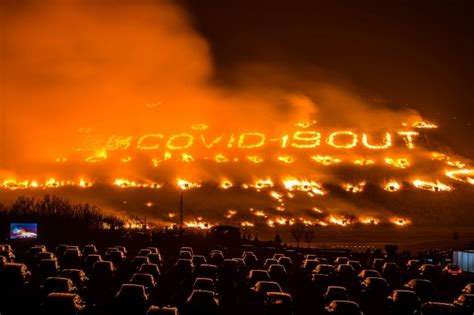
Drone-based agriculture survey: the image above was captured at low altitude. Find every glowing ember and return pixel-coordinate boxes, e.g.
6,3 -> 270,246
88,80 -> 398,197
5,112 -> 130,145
359,216 -> 380,225
390,217 -> 411,226
343,181 -> 366,193
277,156 -> 295,164
385,157 -> 410,169
353,159 -> 375,166
384,180 -> 402,192
177,178 -> 201,190
220,178 -> 233,189
283,177 -> 325,195
251,178 -> 274,190
445,169 -> 474,185
184,219 -> 212,229
246,156 -> 264,163
311,155 -> 342,165
412,179 -> 452,192
412,121 -> 438,129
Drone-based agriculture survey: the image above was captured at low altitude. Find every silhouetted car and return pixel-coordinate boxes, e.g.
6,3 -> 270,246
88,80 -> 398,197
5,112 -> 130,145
404,279 -> 435,302
346,260 -> 362,274
0,249 -> 15,262
174,258 -> 194,276
264,292 -> 293,315
243,252 -> 259,268
248,269 -> 271,286
264,258 -> 279,269
360,277 -> 389,295
84,254 -> 102,271
148,253 -> 163,266
27,245 -> 45,258
130,273 -> 157,293
418,264 -> 440,280
337,264 -> 355,282
138,248 -> 153,257
147,305 -> 179,314
302,259 -> 319,274
196,264 -> 218,281
41,277 -> 77,297
325,300 -> 363,314
139,263 -> 161,282
62,248 -> 82,268
313,264 -> 337,279
0,262 -> 31,287
185,289 -> 219,315
131,256 -> 150,270
372,258 -> 384,271
106,250 -> 126,266
453,294 -> 474,314
115,246 -> 128,256
462,283 -> 474,294
387,290 -> 421,315
193,277 -> 216,292
42,292 -> 86,315
334,257 -> 349,265
34,251 -> 55,264
89,261 -> 115,291
192,255 -> 207,267
278,257 -> 293,271
82,244 -> 98,257
35,258 -> 60,280
421,302 -> 456,315
60,269 -> 88,289
269,264 -> 287,283
180,247 -> 194,256
442,264 -> 463,276
357,269 -> 381,281
250,280 -> 283,299
115,284 -> 149,315
324,286 -> 348,304
210,251 -> 225,267
406,260 -> 421,272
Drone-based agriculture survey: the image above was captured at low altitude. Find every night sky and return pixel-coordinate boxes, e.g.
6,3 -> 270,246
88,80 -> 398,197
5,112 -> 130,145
181,0 -> 474,157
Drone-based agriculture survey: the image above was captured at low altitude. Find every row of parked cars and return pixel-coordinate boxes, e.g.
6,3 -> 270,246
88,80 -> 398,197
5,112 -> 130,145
0,243 -> 473,315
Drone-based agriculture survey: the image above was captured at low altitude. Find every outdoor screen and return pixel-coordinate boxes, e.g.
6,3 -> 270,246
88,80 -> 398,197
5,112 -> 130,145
10,223 -> 38,240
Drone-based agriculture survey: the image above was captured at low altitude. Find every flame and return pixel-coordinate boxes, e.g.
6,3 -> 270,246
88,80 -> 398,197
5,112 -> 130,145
384,180 -> 402,192
114,178 -> 134,188
282,177 -> 325,195
277,155 -> 295,164
85,150 -> 107,163
177,178 -> 201,190
214,154 -> 229,163
353,159 -> 375,166
328,215 -> 351,226
220,178 -> 233,189
184,219 -> 212,230
311,155 -> 342,165
447,160 -> 466,169
359,216 -> 380,225
251,178 -> 274,190
225,209 -> 237,219
343,181 -> 366,193
445,169 -> 474,185
412,179 -> 452,192
385,157 -> 410,169
390,217 -> 411,226
246,156 -> 264,163
412,121 -> 438,129
180,153 -> 194,162
240,221 -> 255,227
